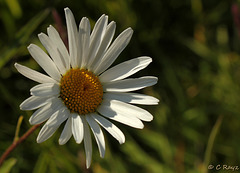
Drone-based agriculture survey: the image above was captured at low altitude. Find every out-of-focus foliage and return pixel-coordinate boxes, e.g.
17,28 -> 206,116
0,158 -> 17,173
0,0 -> 239,172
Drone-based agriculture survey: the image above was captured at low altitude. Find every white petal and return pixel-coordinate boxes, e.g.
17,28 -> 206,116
45,107 -> 69,127
78,17 -> 90,68
94,28 -> 133,75
29,98 -> 63,125
29,104 -> 52,125
71,113 -> 84,144
99,56 -> 152,83
86,15 -> 108,68
104,99 -> 153,121
20,96 -> 52,110
89,21 -> 116,71
30,83 -> 60,97
38,33 -> 66,74
103,21 -> 116,52
14,63 -> 56,83
47,25 -> 70,70
91,113 -> 125,144
103,92 -> 159,105
82,117 -> 92,168
90,15 -> 108,42
97,100 -> 144,129
27,44 -> 61,81
86,115 -> 105,158
36,123 -> 59,143
103,76 -> 158,92
64,7 -> 79,68
59,117 -> 73,145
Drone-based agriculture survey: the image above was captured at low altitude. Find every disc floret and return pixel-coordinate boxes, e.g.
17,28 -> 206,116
60,68 -> 103,115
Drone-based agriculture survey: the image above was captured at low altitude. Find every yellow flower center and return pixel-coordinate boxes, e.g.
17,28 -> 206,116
60,68 -> 103,115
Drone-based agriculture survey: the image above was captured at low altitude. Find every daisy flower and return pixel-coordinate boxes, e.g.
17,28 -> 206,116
15,7 -> 158,168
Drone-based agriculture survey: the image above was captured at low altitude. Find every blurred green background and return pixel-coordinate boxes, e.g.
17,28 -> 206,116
0,0 -> 240,172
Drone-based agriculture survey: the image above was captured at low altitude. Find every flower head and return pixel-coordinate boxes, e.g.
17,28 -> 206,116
15,7 -> 158,168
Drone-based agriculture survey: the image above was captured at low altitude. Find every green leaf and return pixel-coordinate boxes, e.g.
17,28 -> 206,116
51,147 -> 79,173
204,115 -> 224,169
136,129 -> 173,165
0,158 -> 17,173
181,39 -> 216,60
0,8 -> 50,70
5,0 -> 22,18
33,152 -> 50,173
121,139 -> 172,173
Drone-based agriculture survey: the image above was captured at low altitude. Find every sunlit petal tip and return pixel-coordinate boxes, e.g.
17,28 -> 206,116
58,140 -> 64,145
64,7 -> 70,12
36,135 -> 47,143
46,26 -> 52,33
64,7 -> 74,20
100,14 -> 106,18
47,25 -> 55,33
111,21 -> 116,29
75,140 -> 82,144
58,117 -> 72,145
79,17 -> 90,29
36,139 -> 41,143
29,116 -> 35,125
91,114 -> 125,144
121,27 -> 133,39
101,152 -> 105,158
126,27 -> 133,34
64,8 -> 74,20
19,102 -> 25,110
38,33 -> 48,42
118,135 -> 126,144
82,16 -> 88,20
38,32 -> 44,37
36,124 -> 59,143
27,44 -> 33,49
19,97 -> 39,110
146,116 -> 153,122
86,163 -> 91,169
121,137 -> 126,144
145,56 -> 152,62
59,133 -> 71,145
104,15 -> 108,22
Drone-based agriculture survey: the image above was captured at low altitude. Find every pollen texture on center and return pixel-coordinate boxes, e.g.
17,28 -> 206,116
60,68 -> 103,115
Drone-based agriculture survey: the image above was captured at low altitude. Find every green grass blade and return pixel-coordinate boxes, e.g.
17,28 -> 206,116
0,8 -> 50,69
